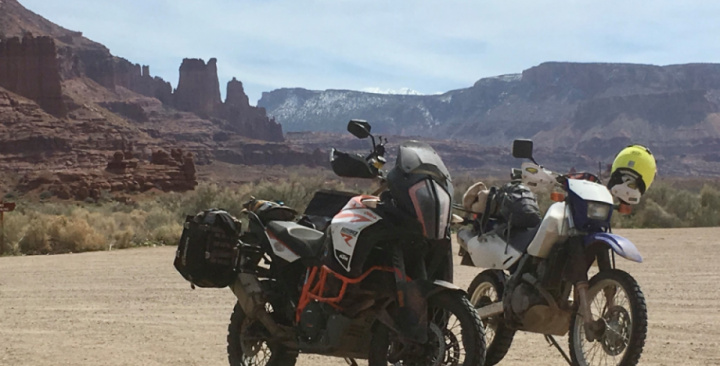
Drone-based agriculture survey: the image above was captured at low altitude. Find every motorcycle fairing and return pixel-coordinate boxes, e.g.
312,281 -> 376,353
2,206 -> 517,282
395,141 -> 451,181
458,229 -> 522,270
584,232 -> 643,263
408,179 -> 452,239
567,179 -> 613,203
330,195 -> 382,272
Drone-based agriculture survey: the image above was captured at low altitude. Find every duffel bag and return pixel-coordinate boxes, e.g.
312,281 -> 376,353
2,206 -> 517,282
493,181 -> 542,229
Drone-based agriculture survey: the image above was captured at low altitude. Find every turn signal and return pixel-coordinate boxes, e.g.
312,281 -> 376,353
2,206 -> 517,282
618,203 -> 632,214
550,192 -> 565,202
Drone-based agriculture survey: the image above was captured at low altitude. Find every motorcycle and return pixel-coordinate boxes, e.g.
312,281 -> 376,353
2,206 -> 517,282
227,120 -> 485,366
457,139 -> 647,366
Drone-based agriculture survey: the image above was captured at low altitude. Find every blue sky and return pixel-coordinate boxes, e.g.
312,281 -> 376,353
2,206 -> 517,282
19,0 -> 720,105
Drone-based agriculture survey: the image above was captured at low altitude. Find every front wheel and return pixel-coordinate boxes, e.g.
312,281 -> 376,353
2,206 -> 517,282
368,291 -> 486,366
569,269 -> 647,366
227,302 -> 298,366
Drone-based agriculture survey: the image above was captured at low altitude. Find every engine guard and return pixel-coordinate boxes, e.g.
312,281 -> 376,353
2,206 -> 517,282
584,232 -> 643,263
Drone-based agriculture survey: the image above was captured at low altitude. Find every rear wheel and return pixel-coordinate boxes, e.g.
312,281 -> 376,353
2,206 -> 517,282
227,303 -> 298,366
569,269 -> 647,366
368,291 -> 486,366
467,270 -> 516,366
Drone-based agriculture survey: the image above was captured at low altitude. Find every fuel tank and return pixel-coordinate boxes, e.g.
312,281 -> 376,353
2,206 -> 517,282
526,202 -> 569,258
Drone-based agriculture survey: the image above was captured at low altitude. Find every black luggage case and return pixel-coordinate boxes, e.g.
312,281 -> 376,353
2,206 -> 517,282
174,209 -> 241,288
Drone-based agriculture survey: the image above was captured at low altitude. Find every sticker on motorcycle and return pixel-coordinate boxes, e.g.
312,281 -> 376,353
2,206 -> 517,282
330,206 -> 380,272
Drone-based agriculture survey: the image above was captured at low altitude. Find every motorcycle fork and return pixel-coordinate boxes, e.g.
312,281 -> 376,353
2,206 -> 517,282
596,249 -> 617,309
389,245 -> 429,345
567,237 -> 604,342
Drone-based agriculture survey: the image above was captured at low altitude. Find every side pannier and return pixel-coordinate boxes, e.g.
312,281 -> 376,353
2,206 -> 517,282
174,209 -> 241,288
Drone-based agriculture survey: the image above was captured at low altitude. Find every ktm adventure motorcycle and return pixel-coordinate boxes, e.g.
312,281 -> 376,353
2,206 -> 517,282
227,120 -> 485,366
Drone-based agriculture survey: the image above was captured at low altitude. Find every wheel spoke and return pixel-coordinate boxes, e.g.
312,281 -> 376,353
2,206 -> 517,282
571,272 -> 644,366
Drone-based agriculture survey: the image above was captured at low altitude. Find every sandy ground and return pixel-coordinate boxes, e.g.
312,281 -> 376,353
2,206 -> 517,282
1,227 -> 719,366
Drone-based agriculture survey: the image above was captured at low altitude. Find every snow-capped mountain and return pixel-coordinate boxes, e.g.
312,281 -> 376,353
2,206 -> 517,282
259,62 -> 720,174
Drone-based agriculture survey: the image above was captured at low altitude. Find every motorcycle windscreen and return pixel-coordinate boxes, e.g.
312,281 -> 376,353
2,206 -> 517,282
408,179 -> 452,239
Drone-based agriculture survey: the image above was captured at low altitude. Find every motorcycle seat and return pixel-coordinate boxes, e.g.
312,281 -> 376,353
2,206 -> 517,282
266,221 -> 326,258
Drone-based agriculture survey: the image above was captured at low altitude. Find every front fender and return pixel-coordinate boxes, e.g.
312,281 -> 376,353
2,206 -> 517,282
585,232 -> 643,263
424,279 -> 465,298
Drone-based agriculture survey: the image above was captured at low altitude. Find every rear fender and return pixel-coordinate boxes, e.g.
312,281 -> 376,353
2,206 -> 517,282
585,232 -> 643,263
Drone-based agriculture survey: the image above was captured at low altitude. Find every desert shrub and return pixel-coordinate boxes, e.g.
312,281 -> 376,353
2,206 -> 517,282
695,185 -> 720,226
111,228 -> 136,249
700,184 -> 720,209
163,183 -> 251,218
143,206 -> 177,232
0,211 -> 29,255
641,182 -> 675,208
627,199 -> 682,228
7,175 -> 720,256
149,222 -> 183,245
666,190 -> 701,223
18,214 -> 52,254
46,216 -> 106,253
250,175 -> 340,212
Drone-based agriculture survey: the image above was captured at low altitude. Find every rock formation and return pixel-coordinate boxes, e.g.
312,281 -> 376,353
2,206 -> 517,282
173,58 -> 222,118
218,78 -> 284,141
0,35 -> 66,116
113,59 -> 173,104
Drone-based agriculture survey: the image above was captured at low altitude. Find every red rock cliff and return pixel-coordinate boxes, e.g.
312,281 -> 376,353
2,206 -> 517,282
219,77 -> 284,141
113,58 -> 172,104
0,35 -> 66,116
173,57 -> 222,118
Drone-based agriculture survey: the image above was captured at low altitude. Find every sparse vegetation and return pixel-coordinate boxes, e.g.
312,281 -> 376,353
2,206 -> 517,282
1,175 -> 356,256
1,176 -> 718,256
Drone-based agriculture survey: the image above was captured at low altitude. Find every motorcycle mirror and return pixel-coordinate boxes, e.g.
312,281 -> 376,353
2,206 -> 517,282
512,139 -> 534,160
347,119 -> 372,139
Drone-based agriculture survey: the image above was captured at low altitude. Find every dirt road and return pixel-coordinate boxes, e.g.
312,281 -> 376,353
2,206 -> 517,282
1,228 -> 719,365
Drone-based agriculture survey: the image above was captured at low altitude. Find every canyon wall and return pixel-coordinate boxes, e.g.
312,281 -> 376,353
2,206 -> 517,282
0,35 -> 66,116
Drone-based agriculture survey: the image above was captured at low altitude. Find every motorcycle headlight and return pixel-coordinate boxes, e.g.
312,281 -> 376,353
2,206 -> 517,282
587,201 -> 612,221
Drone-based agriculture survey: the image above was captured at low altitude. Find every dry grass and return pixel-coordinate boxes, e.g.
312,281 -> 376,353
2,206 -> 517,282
2,177 -> 719,256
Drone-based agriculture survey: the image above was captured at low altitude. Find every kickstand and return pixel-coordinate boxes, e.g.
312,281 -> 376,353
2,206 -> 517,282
544,335 -> 572,365
344,358 -> 358,366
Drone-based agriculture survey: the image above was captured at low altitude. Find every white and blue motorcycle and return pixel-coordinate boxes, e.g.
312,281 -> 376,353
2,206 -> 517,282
458,139 -> 647,366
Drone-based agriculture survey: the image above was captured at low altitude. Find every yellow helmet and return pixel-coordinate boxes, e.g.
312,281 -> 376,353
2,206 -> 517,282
608,145 -> 657,204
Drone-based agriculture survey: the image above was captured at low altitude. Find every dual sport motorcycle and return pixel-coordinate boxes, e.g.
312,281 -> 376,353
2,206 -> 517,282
227,120 -> 486,365
457,139 -> 648,366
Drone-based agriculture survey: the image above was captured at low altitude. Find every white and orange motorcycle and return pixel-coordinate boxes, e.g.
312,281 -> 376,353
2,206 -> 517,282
226,120 -> 485,366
